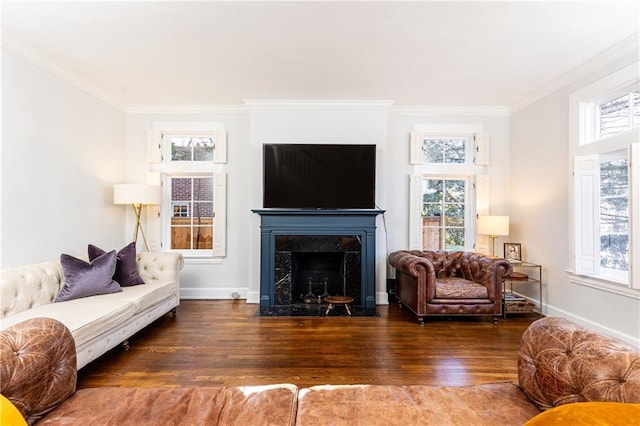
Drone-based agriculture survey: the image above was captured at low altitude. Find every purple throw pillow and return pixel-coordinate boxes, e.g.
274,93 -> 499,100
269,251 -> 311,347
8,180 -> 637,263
56,250 -> 122,302
88,242 -> 145,287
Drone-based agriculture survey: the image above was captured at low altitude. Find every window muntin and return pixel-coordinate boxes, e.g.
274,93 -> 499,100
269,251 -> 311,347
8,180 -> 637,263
422,178 -> 467,251
169,177 -> 214,251
599,151 -> 629,274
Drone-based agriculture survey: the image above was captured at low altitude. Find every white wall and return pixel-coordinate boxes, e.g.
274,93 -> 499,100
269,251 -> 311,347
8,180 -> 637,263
509,45 -> 640,344
1,49 -> 127,267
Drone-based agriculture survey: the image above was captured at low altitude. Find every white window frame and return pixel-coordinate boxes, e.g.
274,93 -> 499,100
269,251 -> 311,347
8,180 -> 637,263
570,62 -> 640,292
408,124 -> 489,252
148,122 -> 227,263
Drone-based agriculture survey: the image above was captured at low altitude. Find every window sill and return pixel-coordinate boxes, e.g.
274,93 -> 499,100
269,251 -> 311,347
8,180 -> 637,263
566,270 -> 639,300
184,256 -> 223,265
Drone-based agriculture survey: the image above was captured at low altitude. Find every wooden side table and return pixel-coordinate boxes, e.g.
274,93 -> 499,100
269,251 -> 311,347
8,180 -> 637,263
324,296 -> 354,316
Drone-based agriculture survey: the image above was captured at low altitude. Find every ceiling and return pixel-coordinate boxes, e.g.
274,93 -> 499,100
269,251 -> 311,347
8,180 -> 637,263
2,1 -> 639,109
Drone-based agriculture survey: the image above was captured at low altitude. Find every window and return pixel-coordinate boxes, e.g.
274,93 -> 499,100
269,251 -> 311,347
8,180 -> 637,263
148,123 -> 227,260
408,127 -> 487,252
421,178 -> 468,250
598,90 -> 640,139
599,151 -> 629,274
422,138 -> 467,164
169,177 -> 214,251
172,202 -> 190,218
170,137 -> 215,161
570,62 -> 639,289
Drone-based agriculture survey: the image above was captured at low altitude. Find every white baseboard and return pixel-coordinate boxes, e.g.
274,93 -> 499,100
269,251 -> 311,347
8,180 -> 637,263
180,287 -> 248,300
542,303 -> 639,347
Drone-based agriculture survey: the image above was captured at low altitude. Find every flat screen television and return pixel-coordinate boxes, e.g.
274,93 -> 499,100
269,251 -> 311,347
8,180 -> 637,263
263,143 -> 376,209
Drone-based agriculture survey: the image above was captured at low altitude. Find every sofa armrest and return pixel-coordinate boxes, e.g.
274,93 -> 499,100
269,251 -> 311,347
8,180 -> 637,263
0,317 -> 76,425
136,252 -> 184,286
518,317 -> 640,410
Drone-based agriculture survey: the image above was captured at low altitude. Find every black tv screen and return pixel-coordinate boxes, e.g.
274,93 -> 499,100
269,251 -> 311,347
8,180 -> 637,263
263,144 -> 376,209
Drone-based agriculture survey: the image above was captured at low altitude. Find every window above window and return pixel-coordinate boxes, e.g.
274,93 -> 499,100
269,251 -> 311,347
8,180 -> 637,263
170,136 -> 215,161
597,89 -> 640,141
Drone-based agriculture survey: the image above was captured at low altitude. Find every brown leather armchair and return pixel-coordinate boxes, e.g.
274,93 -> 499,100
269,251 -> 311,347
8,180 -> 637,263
388,250 -> 512,324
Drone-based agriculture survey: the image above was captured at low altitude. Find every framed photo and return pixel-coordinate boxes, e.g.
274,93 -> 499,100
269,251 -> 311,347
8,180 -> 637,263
504,243 -> 522,263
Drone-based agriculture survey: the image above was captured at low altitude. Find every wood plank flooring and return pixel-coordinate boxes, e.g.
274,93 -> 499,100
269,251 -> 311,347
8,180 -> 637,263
77,300 -> 540,390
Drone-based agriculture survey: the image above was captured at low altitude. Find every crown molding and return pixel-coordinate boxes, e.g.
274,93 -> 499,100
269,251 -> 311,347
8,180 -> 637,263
509,33 -> 640,115
2,34 -> 127,112
243,99 -> 395,110
390,105 -> 509,117
127,104 -> 249,114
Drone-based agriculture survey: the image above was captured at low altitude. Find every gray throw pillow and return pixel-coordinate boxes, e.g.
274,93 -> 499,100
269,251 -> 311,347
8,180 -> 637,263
88,242 -> 145,287
55,250 -> 122,302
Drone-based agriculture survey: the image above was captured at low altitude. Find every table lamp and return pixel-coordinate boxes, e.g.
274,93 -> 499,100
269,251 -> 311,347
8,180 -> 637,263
478,215 -> 509,257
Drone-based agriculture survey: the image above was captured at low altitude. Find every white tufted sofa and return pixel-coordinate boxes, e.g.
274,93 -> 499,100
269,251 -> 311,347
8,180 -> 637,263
0,251 -> 184,369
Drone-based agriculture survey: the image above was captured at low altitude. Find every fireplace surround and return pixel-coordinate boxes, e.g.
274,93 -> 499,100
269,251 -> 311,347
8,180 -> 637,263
253,209 -> 383,316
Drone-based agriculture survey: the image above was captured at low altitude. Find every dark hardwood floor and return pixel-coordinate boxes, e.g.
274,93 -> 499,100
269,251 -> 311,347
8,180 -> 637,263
77,300 -> 540,390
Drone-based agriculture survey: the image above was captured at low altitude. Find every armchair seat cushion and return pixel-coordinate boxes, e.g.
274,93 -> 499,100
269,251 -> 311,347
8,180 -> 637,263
435,277 -> 489,299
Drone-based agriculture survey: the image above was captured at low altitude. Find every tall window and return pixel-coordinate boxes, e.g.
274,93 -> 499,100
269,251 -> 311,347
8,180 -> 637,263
170,176 -> 214,251
149,125 -> 227,260
421,178 -> 467,250
571,62 -> 639,288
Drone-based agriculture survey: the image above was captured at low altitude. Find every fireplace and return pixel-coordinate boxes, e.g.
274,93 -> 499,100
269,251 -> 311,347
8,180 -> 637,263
253,209 -> 383,316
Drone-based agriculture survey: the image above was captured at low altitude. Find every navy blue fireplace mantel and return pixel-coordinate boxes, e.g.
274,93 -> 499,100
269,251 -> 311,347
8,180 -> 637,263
252,209 -> 384,311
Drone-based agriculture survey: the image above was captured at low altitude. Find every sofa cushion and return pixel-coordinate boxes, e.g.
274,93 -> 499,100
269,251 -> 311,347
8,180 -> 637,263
56,251 -> 122,302
88,242 -> 145,287
435,277 -> 488,299
37,385 -> 298,426
99,280 -> 177,314
296,383 -> 541,426
0,296 -> 135,346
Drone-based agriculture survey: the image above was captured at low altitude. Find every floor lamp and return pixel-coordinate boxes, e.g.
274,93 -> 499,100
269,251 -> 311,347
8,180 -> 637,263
113,184 -> 161,251
477,215 -> 509,257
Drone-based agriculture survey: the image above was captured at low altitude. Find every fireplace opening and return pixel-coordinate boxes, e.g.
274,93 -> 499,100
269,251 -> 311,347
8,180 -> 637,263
292,252 -> 345,304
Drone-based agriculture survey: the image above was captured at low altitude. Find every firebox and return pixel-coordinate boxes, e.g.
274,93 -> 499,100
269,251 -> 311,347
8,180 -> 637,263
274,236 -> 362,306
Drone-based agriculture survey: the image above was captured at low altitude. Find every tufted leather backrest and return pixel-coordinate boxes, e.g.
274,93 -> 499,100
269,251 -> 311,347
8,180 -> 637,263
518,317 -> 640,410
407,250 -> 508,287
0,317 -> 77,425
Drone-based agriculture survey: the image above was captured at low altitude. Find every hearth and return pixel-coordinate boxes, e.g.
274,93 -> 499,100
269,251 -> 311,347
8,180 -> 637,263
253,209 -> 383,316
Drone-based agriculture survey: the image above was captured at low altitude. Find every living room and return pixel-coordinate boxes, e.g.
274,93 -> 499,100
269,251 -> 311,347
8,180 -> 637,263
2,0 -> 639,349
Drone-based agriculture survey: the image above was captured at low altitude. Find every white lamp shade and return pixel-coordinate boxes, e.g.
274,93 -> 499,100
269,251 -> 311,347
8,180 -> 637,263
478,215 -> 509,236
113,184 -> 161,205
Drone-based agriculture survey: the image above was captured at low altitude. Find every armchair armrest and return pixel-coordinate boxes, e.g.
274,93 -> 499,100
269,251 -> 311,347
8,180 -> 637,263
0,317 -> 76,425
389,250 -> 436,280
